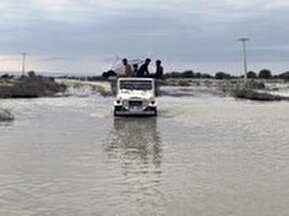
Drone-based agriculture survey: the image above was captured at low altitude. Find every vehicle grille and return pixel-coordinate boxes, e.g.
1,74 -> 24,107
129,100 -> 143,107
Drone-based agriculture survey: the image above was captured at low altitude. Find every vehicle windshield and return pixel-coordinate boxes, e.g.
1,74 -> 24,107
119,80 -> 153,90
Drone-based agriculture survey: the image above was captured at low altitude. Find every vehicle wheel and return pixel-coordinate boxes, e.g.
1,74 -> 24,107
114,106 -> 122,116
153,109 -> 157,116
113,108 -> 118,116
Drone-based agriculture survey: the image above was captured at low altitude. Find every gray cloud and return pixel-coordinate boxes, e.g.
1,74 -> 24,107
1,0 -> 289,73
39,57 -> 72,61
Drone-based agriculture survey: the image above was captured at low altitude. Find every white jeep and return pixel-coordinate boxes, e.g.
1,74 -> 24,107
114,78 -> 157,116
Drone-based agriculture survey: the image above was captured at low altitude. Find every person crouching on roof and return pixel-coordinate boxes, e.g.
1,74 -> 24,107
122,58 -> 132,77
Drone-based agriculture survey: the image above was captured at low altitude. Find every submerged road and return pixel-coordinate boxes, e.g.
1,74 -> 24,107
1,91 -> 289,215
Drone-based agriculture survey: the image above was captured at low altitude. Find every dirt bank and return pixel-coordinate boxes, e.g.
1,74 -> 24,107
0,75 -> 66,98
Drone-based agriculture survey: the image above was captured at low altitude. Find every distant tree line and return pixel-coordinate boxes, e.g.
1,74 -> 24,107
2,69 -> 289,81
163,69 -> 289,81
1,73 -> 14,79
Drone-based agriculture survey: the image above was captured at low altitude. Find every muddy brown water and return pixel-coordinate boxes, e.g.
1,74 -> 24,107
1,93 -> 289,215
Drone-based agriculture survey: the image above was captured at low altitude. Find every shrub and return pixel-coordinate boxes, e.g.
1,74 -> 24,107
247,71 -> 257,79
182,70 -> 194,78
259,69 -> 272,79
215,72 -> 231,79
277,71 -> 289,80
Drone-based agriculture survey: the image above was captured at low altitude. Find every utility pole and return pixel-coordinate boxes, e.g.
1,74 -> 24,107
238,38 -> 249,84
21,52 -> 26,76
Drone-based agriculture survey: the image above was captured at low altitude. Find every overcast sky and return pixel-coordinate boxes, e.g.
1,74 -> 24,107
1,0 -> 289,74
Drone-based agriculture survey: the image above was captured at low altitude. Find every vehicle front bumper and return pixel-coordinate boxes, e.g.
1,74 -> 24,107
114,110 -> 156,116
114,105 -> 156,116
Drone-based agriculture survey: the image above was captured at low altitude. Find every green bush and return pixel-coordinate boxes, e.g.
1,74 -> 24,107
258,69 -> 272,79
215,72 -> 231,79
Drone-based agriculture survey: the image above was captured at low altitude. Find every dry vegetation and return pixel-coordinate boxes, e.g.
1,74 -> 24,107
0,72 -> 66,98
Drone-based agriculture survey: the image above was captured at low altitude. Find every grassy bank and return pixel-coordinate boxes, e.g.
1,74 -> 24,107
0,73 -> 66,98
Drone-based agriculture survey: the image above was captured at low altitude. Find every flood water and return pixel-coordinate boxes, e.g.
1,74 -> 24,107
1,90 -> 289,216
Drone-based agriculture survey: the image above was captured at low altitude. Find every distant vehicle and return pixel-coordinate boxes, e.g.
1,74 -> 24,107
114,78 -> 157,116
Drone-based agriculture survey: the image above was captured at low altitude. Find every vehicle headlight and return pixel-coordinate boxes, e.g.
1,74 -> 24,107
122,100 -> 129,107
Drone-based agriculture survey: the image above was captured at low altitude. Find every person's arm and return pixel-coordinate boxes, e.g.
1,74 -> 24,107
145,65 -> 149,75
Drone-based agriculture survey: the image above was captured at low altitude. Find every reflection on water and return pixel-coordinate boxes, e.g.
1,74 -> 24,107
0,121 -> 14,127
103,117 -> 165,215
106,117 -> 162,167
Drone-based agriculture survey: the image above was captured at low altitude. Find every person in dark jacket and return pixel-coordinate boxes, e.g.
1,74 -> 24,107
132,64 -> 138,77
155,59 -> 163,79
137,58 -> 151,77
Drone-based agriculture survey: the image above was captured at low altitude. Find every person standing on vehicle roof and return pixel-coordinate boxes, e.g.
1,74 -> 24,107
155,59 -> 163,79
122,58 -> 132,77
137,58 -> 151,77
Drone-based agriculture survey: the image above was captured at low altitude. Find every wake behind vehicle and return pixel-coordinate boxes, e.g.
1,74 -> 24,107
114,78 -> 157,116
